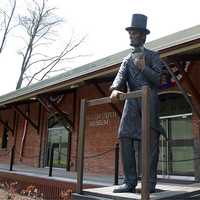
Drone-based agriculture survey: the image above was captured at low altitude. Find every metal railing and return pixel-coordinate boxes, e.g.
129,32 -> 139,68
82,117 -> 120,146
76,86 -> 150,200
48,143 -> 59,177
114,143 -> 119,185
9,145 -> 15,171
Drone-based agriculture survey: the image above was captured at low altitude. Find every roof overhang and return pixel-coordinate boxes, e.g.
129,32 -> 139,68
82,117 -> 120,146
0,25 -> 200,107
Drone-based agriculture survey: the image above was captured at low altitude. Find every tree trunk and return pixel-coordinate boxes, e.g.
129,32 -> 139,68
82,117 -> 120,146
16,74 -> 23,89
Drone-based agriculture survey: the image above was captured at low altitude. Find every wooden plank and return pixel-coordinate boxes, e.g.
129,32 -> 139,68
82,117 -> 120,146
94,83 -> 122,117
0,116 -> 14,134
37,96 -> 51,113
49,100 -> 73,127
87,90 -> 142,107
141,86 -> 150,200
87,96 -> 112,107
118,90 -> 142,101
13,105 -> 38,130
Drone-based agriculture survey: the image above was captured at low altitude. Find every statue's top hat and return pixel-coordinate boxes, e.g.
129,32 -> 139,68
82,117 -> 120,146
125,13 -> 150,34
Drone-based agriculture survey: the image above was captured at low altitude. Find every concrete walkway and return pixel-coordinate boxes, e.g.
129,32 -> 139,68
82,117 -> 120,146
0,163 -> 117,186
0,163 -> 196,186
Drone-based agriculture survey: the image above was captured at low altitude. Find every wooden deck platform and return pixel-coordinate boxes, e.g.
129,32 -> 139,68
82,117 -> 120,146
72,182 -> 200,200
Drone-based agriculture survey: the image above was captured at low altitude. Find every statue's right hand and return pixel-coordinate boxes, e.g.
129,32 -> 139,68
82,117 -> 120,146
110,90 -> 124,101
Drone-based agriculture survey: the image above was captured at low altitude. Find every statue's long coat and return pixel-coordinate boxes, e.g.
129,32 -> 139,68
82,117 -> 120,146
111,48 -> 164,139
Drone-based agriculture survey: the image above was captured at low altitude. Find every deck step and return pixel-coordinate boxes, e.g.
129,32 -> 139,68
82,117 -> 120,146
72,191 -> 200,200
72,183 -> 200,200
72,193 -> 111,200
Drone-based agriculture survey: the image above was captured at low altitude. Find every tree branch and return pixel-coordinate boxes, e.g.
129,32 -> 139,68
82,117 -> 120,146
0,0 -> 16,53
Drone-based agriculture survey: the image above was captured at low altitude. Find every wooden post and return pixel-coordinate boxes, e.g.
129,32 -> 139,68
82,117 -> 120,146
141,86 -> 150,200
76,99 -> 87,194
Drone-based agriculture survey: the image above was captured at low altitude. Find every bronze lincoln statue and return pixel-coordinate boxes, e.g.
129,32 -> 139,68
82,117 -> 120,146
110,13 -> 164,193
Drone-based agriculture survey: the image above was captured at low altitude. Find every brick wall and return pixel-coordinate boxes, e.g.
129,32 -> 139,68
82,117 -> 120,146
0,82 -> 123,177
1,61 -> 200,178
70,82 -> 123,176
0,103 -> 46,167
189,61 -> 200,180
0,108 -> 14,164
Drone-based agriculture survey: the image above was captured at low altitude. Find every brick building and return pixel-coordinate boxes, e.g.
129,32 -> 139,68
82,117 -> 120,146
0,25 -> 200,183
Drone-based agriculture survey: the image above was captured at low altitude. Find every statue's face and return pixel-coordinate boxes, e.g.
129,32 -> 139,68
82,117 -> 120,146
128,30 -> 146,47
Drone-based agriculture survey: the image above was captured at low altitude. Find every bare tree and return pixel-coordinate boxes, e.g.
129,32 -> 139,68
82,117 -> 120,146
0,0 -> 16,53
16,0 -> 86,89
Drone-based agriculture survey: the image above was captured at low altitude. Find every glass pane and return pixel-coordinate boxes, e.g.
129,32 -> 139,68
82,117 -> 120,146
158,119 -> 168,175
48,127 -> 68,144
172,146 -> 194,175
158,143 -> 167,175
48,127 -> 68,168
171,116 -> 192,140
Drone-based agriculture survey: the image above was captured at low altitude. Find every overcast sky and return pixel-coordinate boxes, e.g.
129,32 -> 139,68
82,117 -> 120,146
0,0 -> 200,95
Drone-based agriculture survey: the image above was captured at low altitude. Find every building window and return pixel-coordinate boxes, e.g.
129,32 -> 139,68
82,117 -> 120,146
158,92 -> 193,176
46,113 -> 71,169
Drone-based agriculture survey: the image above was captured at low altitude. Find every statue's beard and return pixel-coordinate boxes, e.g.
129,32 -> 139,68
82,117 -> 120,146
130,37 -> 146,47
130,42 -> 142,47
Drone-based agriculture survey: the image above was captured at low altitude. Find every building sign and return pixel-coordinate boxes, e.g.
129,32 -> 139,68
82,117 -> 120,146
87,111 -> 117,127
